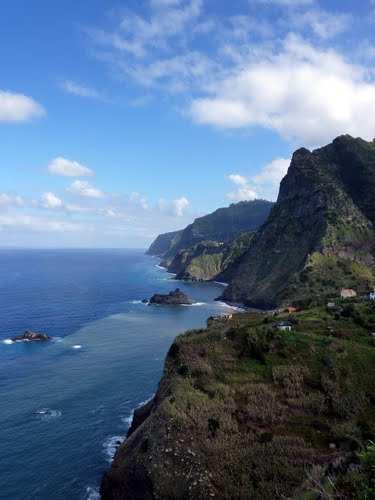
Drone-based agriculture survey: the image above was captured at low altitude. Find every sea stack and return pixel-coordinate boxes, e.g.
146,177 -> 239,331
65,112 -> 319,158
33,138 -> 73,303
149,288 -> 194,305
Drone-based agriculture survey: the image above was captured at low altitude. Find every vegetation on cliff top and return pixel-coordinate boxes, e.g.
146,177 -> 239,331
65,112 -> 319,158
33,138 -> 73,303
102,299 -> 375,499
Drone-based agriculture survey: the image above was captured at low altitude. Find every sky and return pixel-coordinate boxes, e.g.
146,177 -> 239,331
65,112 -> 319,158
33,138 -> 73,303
1,0 -> 375,248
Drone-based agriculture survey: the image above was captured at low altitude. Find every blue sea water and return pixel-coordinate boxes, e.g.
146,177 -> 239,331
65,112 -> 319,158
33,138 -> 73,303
0,249 -> 234,500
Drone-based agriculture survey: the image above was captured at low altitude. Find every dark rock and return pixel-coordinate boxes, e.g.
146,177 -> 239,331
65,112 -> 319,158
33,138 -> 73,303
12,330 -> 51,342
127,399 -> 154,438
149,288 -> 194,305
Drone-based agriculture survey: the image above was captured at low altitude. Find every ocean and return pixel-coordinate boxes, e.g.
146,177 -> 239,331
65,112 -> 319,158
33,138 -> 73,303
0,249 -> 235,500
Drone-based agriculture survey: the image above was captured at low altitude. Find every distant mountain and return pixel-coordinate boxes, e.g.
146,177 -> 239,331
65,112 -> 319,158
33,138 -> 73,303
146,230 -> 182,257
147,200 -> 274,280
222,135 -> 375,308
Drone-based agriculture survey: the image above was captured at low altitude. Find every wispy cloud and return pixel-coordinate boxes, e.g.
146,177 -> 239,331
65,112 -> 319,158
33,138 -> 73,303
48,157 -> 94,177
59,80 -> 107,101
67,180 -> 104,199
0,193 -> 24,209
158,196 -> 190,216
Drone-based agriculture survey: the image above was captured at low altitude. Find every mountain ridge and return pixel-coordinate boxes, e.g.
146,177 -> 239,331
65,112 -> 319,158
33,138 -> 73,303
222,135 -> 375,308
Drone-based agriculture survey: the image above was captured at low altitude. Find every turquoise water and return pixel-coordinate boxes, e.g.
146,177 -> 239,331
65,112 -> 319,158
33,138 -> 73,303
0,250 -> 233,499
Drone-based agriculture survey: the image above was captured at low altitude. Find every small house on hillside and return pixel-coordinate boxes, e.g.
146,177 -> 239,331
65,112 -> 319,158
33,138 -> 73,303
369,291 -> 375,301
340,288 -> 357,299
276,321 -> 293,332
284,306 -> 298,314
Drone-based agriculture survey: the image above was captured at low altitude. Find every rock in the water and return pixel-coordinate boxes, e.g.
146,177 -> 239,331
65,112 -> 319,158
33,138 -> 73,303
12,330 -> 51,342
149,288 -> 194,305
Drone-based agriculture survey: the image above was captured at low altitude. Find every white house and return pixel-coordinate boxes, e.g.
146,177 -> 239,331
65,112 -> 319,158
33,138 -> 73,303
276,322 -> 292,332
369,292 -> 375,301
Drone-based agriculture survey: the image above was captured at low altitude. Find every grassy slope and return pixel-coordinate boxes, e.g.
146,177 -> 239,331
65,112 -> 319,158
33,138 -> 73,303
102,301 -> 375,499
170,232 -> 255,282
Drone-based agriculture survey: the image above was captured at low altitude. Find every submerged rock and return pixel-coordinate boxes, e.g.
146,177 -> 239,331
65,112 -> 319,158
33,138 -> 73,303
12,330 -> 51,342
149,288 -> 194,305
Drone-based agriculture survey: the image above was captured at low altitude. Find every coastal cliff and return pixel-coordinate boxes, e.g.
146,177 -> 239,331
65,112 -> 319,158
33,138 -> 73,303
146,230 -> 183,258
101,304 -> 375,499
101,135 -> 375,499
148,136 -> 375,308
147,200 -> 273,281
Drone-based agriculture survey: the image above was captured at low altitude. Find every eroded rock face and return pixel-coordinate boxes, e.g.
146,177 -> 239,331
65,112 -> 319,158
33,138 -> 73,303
12,330 -> 51,342
149,288 -> 194,305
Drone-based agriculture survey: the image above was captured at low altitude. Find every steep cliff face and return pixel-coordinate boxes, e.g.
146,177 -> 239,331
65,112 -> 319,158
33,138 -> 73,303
222,136 -> 375,308
146,230 -> 182,257
101,305 -> 375,499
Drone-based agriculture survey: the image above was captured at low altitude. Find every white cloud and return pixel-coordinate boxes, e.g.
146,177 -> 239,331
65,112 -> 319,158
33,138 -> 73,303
41,192 -> 64,209
227,186 -> 258,202
0,90 -> 45,123
190,34 -> 375,145
48,157 -> 94,177
228,174 -> 248,186
227,175 -> 257,202
253,157 -> 290,199
228,157 -> 290,202
60,80 -> 105,100
0,194 -> 24,208
253,158 -> 290,185
67,180 -> 104,199
172,197 -> 189,216
158,196 -> 190,216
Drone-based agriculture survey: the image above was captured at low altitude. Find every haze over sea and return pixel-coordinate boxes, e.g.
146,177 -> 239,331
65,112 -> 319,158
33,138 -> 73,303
0,249 -> 235,500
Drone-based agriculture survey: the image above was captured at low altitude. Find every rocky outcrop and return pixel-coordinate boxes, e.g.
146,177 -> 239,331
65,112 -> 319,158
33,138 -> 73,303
149,288 -> 194,305
12,330 -> 51,342
222,135 -> 375,308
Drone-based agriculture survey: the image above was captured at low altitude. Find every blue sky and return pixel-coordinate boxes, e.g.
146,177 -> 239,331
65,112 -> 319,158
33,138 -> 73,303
1,0 -> 375,247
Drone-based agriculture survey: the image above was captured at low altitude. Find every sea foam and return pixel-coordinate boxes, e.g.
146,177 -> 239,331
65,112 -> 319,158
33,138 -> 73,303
2,339 -> 14,345
85,486 -> 100,500
103,435 -> 125,463
35,408 -> 62,421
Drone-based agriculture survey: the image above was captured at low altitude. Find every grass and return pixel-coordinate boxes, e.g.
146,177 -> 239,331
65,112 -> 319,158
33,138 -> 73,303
106,301 -> 375,499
